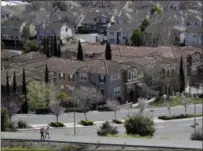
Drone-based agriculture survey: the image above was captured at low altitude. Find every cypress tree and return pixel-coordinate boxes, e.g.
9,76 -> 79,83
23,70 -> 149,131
21,68 -> 28,114
43,36 -> 46,54
13,72 -> 17,94
57,40 -> 61,57
50,36 -> 54,56
53,35 -> 57,56
179,55 -> 185,93
45,64 -> 49,83
46,38 -> 50,58
105,42 -> 112,60
22,68 -> 26,96
6,72 -> 10,96
77,40 -> 84,61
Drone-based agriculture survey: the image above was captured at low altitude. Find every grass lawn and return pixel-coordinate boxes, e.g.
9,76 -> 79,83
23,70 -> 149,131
2,148 -> 51,151
150,96 -> 203,107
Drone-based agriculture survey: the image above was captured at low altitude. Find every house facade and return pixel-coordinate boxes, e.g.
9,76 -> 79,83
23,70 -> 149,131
37,22 -> 73,44
1,19 -> 37,49
186,51 -> 203,85
106,23 -> 136,45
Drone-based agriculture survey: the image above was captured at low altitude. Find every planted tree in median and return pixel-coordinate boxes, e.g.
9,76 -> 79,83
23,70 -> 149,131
44,64 -> 49,83
137,98 -> 148,115
181,93 -> 189,115
50,101 -> 65,123
106,99 -> 120,120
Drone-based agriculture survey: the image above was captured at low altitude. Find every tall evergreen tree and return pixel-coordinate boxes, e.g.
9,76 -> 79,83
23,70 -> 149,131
13,72 -> 17,94
53,35 -> 58,56
6,72 -> 10,96
77,40 -> 84,61
45,64 -> 49,83
22,68 -> 26,96
21,68 -> 28,114
179,55 -> 185,93
43,36 -> 47,54
57,40 -> 61,57
50,36 -> 54,56
46,38 -> 50,58
105,42 -> 112,60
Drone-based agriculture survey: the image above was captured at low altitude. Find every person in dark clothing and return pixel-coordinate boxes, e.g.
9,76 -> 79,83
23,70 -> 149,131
40,127 -> 44,139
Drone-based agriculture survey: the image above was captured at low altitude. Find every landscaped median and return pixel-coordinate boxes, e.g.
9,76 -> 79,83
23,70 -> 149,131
158,114 -> 203,120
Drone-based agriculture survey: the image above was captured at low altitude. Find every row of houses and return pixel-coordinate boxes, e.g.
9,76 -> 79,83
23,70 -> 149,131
2,2 -> 202,49
2,44 -> 203,103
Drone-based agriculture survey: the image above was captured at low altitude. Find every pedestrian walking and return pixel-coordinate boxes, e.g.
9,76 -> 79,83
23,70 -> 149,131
44,126 -> 50,138
40,127 -> 44,139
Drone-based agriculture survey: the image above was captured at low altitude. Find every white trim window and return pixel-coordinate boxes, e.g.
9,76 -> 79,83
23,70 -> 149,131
59,72 -> 65,80
80,73 -> 88,81
132,69 -> 137,80
114,87 -> 121,96
128,70 -> 132,81
110,73 -> 120,81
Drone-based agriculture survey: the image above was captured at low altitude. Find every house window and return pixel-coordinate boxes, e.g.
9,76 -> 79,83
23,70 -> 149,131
186,22 -> 190,26
59,73 -> 65,80
99,75 -> 105,83
80,73 -> 88,81
65,28 -> 68,32
101,89 -> 104,96
111,74 -> 120,81
114,87 -> 121,96
123,37 -> 125,39
128,70 -> 132,81
110,32 -> 114,35
132,69 -> 137,80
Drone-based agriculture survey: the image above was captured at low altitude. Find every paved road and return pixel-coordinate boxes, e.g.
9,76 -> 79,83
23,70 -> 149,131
11,118 -> 203,141
12,105 -> 203,125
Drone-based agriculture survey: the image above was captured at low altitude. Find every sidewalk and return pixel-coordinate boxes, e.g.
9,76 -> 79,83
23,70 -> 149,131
1,132 -> 202,150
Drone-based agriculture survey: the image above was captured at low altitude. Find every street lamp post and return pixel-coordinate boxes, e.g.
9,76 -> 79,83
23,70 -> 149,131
73,95 -> 76,135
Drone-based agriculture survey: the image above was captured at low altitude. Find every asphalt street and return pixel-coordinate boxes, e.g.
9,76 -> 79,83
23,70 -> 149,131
10,118 -> 203,141
12,104 -> 203,125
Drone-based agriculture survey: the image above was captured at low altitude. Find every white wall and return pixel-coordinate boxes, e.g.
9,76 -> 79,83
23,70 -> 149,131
60,25 -> 73,44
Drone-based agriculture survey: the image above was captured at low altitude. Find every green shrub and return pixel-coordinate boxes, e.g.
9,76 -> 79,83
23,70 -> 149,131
64,108 -> 87,113
158,114 -> 203,120
191,128 -> 203,141
49,122 -> 65,127
124,115 -> 155,137
17,120 -> 28,129
112,119 -> 123,124
97,121 -> 118,136
6,122 -> 17,132
35,108 -> 51,114
98,105 -> 113,111
79,120 -> 94,126
1,107 -> 10,131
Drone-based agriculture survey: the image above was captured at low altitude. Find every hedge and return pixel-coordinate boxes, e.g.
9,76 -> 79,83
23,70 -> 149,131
49,122 -> 65,127
79,120 -> 94,126
35,108 -> 51,114
158,114 -> 203,120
